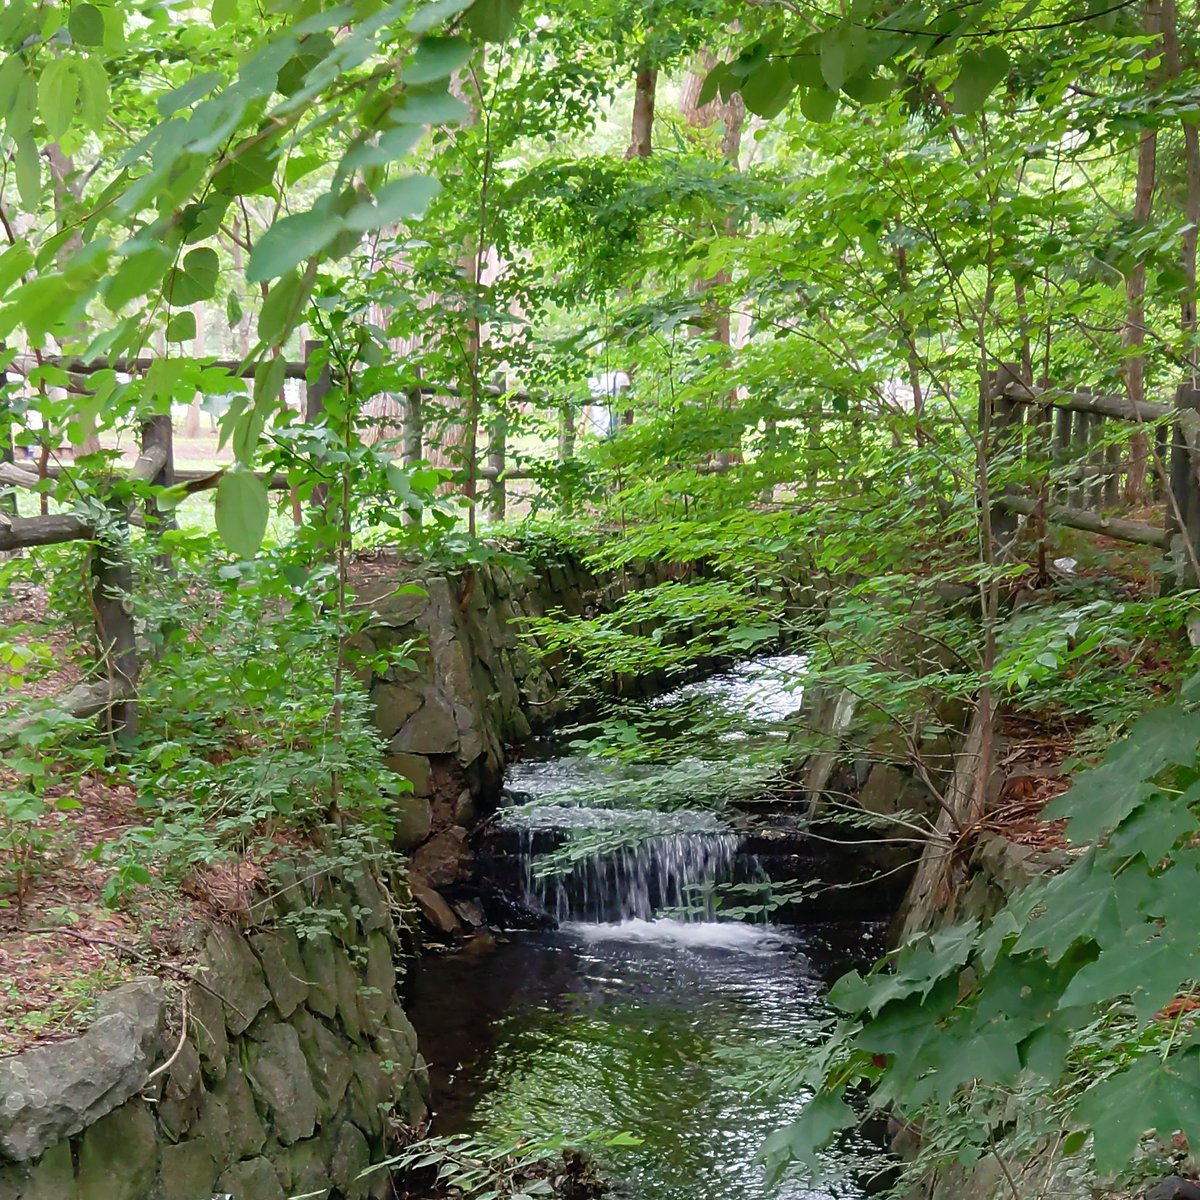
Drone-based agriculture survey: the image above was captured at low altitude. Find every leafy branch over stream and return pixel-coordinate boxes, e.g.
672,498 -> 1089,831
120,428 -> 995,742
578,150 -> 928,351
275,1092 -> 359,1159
769,690 -> 1200,1191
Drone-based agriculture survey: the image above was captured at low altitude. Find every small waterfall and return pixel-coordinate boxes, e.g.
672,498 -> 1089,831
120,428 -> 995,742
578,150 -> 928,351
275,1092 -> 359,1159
511,820 -> 752,925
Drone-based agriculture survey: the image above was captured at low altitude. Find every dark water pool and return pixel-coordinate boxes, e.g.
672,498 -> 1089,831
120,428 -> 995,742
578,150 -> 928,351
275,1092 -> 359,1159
407,917 -> 885,1200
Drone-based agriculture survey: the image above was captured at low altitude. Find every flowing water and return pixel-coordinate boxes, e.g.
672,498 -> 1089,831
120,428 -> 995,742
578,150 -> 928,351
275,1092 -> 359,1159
408,656 -> 887,1199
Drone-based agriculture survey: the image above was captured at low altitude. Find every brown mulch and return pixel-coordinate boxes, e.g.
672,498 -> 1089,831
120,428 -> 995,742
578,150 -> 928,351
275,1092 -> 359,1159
0,581 -> 85,715
0,767 -> 200,1056
983,714 -> 1077,851
0,585 -> 203,1055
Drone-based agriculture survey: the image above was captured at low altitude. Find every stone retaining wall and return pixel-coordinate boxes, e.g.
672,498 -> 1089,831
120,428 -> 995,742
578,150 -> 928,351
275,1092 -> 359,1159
351,551 -> 711,932
0,868 -> 427,1200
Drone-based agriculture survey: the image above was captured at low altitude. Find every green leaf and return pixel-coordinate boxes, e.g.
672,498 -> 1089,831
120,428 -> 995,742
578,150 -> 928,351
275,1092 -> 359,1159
800,86 -> 838,123
158,72 -> 222,117
788,42 -> 824,88
1044,708 -> 1200,842
0,243 -> 33,293
76,55 -> 109,131
2,64 -> 36,140
247,210 -> 343,282
68,3 -> 105,46
393,86 -> 470,125
211,0 -> 238,26
1074,1051 -> 1200,1175
226,289 -> 244,330
344,175 -> 441,231
144,357 -> 187,410
1108,790 -> 1200,862
253,354 -> 287,412
842,71 -> 894,104
106,245 -> 172,311
180,246 -> 223,304
408,0 -> 474,31
463,0 -> 521,42
15,136 -> 40,209
258,271 -> 307,345
166,311 -> 197,342
406,36 -> 473,84
1012,853 -> 1120,962
215,470 -> 269,558
759,1092 -> 854,1184
39,57 -> 79,140
1057,927 -> 1200,1022
854,976 -> 960,1104
341,125 -> 423,173
951,45 -> 1010,115
741,59 -> 794,119
697,63 -> 730,108
820,23 -> 867,92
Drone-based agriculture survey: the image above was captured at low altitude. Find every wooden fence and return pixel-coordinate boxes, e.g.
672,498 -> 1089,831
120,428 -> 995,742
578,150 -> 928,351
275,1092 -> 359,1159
0,343 -> 339,737
988,371 -> 1200,577
0,347 -> 574,735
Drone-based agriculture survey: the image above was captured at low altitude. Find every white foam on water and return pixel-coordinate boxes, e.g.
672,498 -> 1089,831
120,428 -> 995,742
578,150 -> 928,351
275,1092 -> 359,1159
561,917 -> 794,954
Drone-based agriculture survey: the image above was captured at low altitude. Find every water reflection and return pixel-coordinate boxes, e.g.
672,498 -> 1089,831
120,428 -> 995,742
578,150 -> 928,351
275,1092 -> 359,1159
408,920 -> 883,1200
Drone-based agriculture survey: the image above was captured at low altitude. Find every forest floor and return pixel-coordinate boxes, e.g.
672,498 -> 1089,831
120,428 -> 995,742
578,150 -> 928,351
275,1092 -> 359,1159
0,583 -> 205,1053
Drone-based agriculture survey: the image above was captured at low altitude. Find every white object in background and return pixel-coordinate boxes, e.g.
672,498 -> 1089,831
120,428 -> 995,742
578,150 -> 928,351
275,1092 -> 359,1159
587,370 -> 630,399
1052,557 -> 1078,574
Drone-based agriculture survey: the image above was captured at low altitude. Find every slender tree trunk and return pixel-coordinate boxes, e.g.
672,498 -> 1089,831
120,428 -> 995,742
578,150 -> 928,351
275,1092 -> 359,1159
681,53 -> 745,466
896,242 -> 927,431
1122,0 -> 1164,501
626,63 -> 657,159
1162,0 -> 1200,378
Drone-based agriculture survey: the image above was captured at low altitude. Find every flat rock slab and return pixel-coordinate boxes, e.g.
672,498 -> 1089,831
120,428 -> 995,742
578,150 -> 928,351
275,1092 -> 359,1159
0,979 -> 164,1162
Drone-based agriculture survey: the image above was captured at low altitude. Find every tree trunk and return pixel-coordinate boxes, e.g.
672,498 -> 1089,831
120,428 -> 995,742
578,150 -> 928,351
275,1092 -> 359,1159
1122,0 -> 1165,501
626,63 -> 657,159
1162,0 -> 1200,379
681,53 -> 745,467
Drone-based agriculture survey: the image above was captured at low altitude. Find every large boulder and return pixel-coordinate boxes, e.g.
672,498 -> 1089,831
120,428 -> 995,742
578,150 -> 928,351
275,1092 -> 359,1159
0,979 -> 164,1162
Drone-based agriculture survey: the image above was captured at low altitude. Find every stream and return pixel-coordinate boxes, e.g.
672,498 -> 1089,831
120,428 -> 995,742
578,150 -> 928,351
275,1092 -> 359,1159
407,657 -> 887,1200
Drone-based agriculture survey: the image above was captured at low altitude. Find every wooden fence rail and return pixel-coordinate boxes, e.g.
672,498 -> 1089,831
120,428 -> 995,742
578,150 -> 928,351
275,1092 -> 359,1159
0,349 -> 560,737
989,373 -> 1200,578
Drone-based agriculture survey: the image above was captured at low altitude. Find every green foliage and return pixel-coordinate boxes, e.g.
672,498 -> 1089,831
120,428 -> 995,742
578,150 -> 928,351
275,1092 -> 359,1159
95,543 -> 410,898
0,707 -> 102,906
374,1131 -> 630,1198
764,684 -> 1200,1189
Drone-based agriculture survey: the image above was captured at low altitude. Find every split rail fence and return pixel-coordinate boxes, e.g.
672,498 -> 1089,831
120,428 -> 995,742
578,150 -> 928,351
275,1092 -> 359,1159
6,350 -> 1200,739
0,347 -> 558,736
987,371 -> 1200,575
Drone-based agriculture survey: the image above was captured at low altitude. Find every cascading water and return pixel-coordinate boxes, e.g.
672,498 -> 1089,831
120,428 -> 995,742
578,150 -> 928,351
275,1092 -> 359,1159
409,655 -> 888,1200
515,821 -> 743,924
496,655 -> 809,931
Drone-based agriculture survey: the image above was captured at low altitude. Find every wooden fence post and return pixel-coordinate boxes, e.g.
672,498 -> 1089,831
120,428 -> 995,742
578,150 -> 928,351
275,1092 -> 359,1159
1153,420 -> 1169,502
1069,398 -> 1091,508
1052,405 -> 1072,502
1169,383 -> 1200,586
557,402 -> 576,462
988,368 -> 1022,554
400,383 -> 423,528
487,410 -> 507,521
402,385 -> 424,468
92,520 -> 138,739
0,404 -> 15,518
141,414 -> 175,569
1087,412 -> 1106,508
1104,431 -> 1121,508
